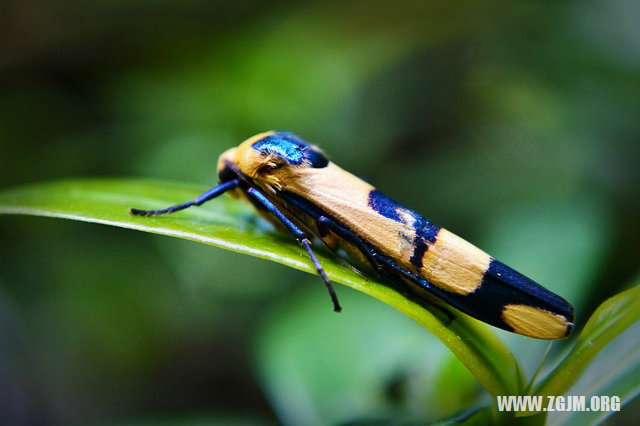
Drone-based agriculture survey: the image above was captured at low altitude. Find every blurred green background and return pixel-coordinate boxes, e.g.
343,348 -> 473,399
1,1 -> 639,425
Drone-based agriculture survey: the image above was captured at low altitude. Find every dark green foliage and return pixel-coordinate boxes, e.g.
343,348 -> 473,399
1,1 -> 638,424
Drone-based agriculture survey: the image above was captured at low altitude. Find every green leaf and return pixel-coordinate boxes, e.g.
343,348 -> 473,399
535,285 -> 640,399
0,178 -> 522,396
255,286 -> 480,424
547,321 -> 639,425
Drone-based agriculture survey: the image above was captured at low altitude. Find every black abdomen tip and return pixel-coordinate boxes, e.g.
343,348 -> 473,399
484,259 -> 574,319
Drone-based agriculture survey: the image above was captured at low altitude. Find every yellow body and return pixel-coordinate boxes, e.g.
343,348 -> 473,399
219,132 -> 490,292
215,131 -> 573,339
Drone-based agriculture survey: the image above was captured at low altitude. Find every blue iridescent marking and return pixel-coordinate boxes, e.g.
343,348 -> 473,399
368,190 -> 440,267
367,190 -> 407,222
251,132 -> 328,168
410,216 -> 440,267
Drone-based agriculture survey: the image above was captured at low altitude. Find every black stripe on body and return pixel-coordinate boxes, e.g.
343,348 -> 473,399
429,259 -> 573,334
280,189 -> 573,336
377,255 -> 574,336
367,189 -> 439,268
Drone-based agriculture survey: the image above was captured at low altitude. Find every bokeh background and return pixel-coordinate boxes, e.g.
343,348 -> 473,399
1,1 -> 639,425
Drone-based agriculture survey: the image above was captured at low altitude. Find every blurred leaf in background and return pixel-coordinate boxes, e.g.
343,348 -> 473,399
0,0 -> 638,424
255,286 -> 481,425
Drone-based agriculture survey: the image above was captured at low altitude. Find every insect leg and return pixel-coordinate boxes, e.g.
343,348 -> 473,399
372,255 -> 466,325
316,216 -> 382,274
130,179 -> 240,216
263,194 -> 366,278
278,192 -> 382,274
245,187 -> 341,312
373,255 -> 433,291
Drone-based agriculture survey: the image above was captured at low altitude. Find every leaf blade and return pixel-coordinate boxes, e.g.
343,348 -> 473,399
535,285 -> 640,398
0,178 -> 522,396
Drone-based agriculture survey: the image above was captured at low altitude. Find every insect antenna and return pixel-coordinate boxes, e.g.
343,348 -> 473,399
129,179 -> 240,216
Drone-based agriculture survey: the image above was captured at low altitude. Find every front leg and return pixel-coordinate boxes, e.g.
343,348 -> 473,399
244,187 -> 341,312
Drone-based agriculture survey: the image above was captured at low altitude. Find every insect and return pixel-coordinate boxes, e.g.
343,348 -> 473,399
130,131 -> 574,339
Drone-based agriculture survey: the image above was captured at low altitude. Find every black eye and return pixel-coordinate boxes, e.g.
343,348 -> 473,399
218,165 -> 237,182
